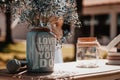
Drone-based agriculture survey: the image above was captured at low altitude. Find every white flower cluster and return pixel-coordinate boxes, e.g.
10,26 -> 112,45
10,0 -> 81,28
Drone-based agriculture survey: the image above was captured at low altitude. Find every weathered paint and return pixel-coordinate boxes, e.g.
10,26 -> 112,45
27,30 -> 56,73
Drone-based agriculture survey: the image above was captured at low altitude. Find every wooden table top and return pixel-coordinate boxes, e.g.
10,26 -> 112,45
0,59 -> 120,80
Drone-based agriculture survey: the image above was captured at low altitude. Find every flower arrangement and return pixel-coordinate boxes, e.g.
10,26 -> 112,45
12,0 -> 80,27
1,0 -> 81,40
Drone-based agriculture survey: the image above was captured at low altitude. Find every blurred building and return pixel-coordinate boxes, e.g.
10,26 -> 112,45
81,0 -> 120,44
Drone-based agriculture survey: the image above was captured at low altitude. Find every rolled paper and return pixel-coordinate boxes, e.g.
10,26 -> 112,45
106,34 -> 120,51
6,59 -> 27,73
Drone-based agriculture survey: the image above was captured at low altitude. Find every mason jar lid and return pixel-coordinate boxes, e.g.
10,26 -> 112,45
77,37 -> 100,47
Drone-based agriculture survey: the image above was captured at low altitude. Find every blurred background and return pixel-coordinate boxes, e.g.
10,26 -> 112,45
0,0 -> 120,69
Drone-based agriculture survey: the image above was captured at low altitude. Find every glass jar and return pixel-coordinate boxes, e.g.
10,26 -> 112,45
76,37 -> 100,68
26,27 -> 56,73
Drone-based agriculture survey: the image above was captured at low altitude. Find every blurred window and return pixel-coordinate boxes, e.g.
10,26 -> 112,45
117,13 -> 120,35
94,14 -> 110,37
81,15 -> 91,36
